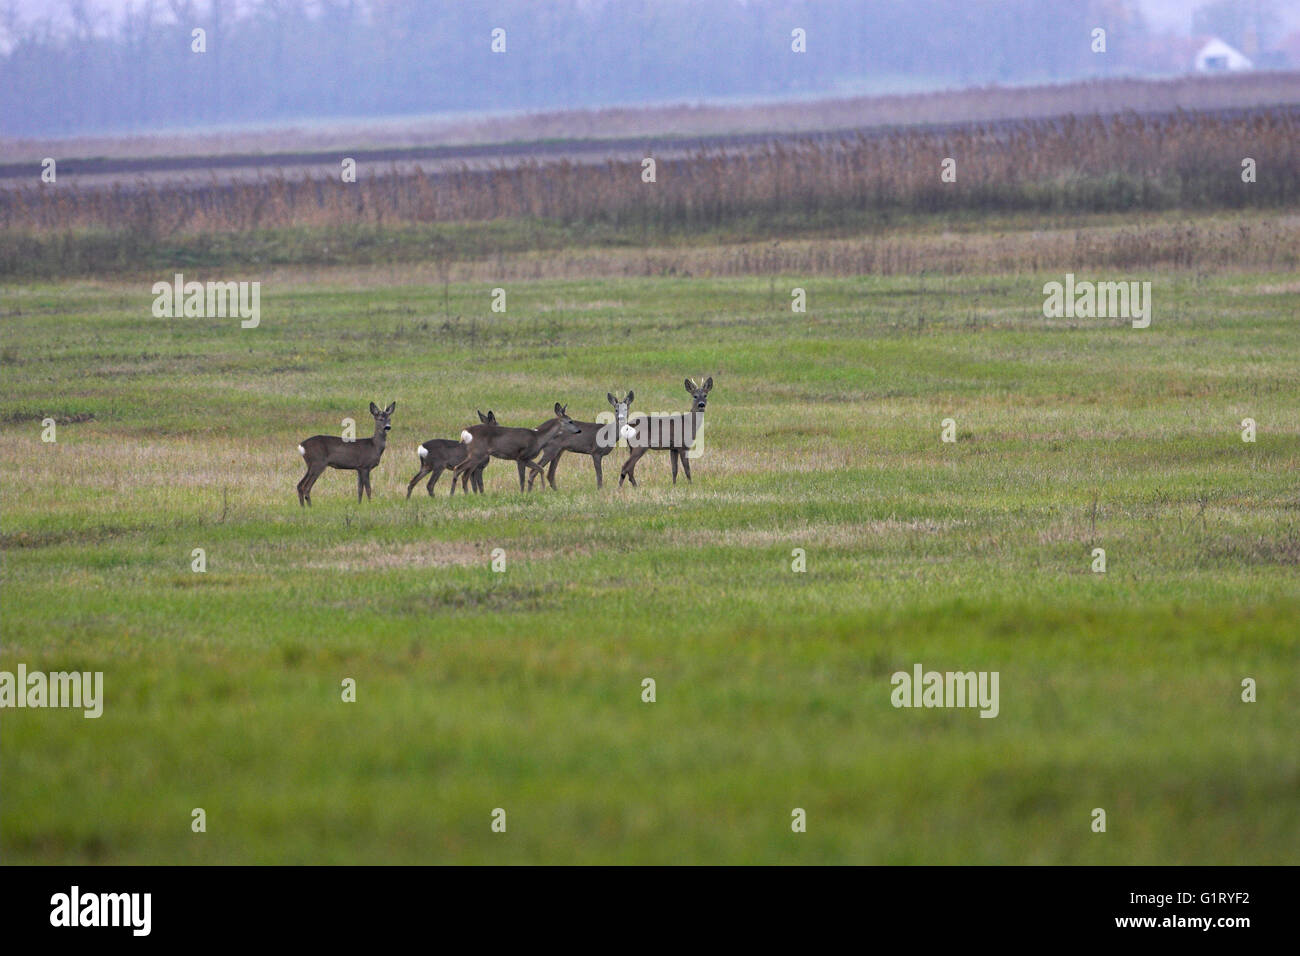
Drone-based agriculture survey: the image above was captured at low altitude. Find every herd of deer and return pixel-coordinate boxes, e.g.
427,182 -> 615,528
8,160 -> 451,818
295,377 -> 714,506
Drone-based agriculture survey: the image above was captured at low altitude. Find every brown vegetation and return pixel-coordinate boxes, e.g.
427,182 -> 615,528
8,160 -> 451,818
2,103 -> 1297,280
6,107 -> 1297,236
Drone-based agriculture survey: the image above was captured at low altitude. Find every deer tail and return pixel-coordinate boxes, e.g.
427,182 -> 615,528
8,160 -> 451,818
460,430 -> 473,444
418,445 -> 428,458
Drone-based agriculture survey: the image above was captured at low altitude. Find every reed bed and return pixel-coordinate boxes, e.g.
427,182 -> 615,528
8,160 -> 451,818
2,107 -> 1297,278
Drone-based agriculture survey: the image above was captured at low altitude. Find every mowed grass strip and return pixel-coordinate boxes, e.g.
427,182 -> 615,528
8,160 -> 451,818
1,262 -> 1297,863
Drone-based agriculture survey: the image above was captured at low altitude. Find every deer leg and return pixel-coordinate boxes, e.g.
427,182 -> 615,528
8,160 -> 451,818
476,457 -> 494,493
593,453 -> 603,489
620,447 -> 645,487
521,457 -> 547,490
670,449 -> 679,484
450,453 -> 483,495
364,469 -> 373,500
680,452 -> 692,482
308,464 -> 328,499
407,463 -> 431,499
297,461 -> 315,506
301,461 -> 327,506
529,450 -> 554,492
454,457 -> 475,496
472,463 -> 486,494
547,450 -> 561,490
426,465 -> 443,496
356,470 -> 366,503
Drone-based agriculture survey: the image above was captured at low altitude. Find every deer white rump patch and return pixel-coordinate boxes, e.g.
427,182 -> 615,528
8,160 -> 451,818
619,424 -> 638,442
418,445 -> 428,458
297,444 -> 305,456
460,430 -> 473,443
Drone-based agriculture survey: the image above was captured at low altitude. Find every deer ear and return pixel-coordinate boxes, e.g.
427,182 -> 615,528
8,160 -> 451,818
703,377 -> 713,392
369,402 -> 380,416
386,402 -> 396,414
608,392 -> 617,407
554,402 -> 564,416
685,378 -> 695,392
625,390 -> 634,404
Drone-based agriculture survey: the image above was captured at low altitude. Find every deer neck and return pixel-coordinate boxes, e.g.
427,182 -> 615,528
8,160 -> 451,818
371,424 -> 388,450
686,406 -> 705,448
529,420 -> 558,455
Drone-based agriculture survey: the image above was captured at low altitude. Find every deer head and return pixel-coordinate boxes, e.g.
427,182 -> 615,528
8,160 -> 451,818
369,401 -> 396,435
684,377 -> 712,411
554,402 -> 582,434
607,391 -> 634,433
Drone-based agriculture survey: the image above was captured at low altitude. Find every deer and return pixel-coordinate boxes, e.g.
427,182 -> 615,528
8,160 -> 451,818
405,410 -> 526,498
296,401 -> 395,506
619,378 -> 712,487
528,391 -> 633,490
449,403 -> 582,494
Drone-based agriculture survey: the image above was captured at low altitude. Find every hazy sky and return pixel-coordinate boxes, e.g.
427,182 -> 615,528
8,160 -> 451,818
4,0 -> 1295,136
7,0 -> 1298,36
1143,0 -> 1300,33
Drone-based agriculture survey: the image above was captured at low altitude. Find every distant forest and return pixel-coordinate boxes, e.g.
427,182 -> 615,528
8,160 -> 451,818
0,0 -> 1269,136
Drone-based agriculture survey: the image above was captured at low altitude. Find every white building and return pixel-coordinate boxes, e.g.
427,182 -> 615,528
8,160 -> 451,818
1193,38 -> 1253,72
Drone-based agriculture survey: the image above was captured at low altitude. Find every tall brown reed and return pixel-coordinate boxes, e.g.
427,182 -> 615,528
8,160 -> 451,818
1,107 -> 1296,278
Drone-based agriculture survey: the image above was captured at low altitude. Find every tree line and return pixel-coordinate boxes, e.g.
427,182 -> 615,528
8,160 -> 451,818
0,0 -> 1163,137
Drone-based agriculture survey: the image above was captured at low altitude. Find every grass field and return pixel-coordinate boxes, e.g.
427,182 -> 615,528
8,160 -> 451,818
2,225 -> 1298,863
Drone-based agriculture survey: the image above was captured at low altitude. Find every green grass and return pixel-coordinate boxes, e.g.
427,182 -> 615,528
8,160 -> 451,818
1,259 -> 1298,863
3,200 -> 1294,281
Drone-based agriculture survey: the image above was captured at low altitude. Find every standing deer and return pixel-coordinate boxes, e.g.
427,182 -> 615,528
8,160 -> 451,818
449,403 -> 582,494
406,410 -> 525,497
296,401 -> 395,506
619,378 -> 712,487
529,391 -> 633,490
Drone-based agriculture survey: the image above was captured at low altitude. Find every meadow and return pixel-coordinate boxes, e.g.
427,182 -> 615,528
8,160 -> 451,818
2,224 -> 1297,863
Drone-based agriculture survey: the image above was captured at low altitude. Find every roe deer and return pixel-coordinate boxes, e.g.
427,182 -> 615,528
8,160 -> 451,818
528,391 -> 633,490
406,410 -> 522,497
297,401 -> 395,506
450,403 -> 582,494
619,378 -> 712,487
